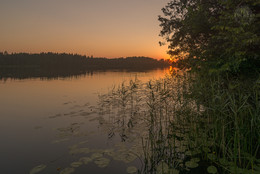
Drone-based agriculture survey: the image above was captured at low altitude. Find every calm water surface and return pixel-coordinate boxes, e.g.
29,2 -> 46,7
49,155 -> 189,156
0,69 -> 170,174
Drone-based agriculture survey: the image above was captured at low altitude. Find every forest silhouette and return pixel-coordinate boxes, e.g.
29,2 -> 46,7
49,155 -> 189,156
0,52 -> 170,80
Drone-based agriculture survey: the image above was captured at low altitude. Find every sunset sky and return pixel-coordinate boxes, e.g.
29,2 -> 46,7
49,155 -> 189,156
0,0 -> 170,59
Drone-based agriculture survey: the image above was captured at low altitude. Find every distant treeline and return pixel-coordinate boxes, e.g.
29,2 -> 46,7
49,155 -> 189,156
0,52 -> 170,79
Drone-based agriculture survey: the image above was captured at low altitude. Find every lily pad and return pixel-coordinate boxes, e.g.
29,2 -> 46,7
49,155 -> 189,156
168,169 -> 179,174
103,149 -> 114,155
185,151 -> 192,156
70,161 -> 82,168
207,166 -> 217,174
126,166 -> 138,174
219,158 -> 229,166
79,157 -> 92,164
91,153 -> 103,159
29,164 -> 46,174
191,158 -> 200,163
191,149 -> 201,155
207,153 -> 217,161
156,162 -> 169,174
119,152 -> 137,163
60,167 -> 75,174
185,161 -> 198,168
94,157 -> 110,168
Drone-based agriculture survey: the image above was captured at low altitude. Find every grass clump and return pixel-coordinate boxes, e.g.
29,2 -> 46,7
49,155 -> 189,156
97,69 -> 260,174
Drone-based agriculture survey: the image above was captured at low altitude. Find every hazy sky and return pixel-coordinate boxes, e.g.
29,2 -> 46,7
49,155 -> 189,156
0,0 -> 170,59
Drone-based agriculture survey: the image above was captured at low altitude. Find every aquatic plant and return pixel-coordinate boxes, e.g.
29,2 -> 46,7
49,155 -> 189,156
40,69 -> 259,174
96,70 -> 260,173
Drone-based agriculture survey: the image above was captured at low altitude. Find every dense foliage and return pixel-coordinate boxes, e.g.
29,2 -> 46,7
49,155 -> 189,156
157,1 -> 260,173
0,52 -> 169,79
159,0 -> 260,74
0,52 -> 169,69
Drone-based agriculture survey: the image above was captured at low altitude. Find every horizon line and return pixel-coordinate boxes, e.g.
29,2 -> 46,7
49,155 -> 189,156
0,51 -> 168,60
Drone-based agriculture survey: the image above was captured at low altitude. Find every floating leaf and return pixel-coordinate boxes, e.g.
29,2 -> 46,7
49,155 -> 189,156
60,168 -> 75,174
185,161 -> 198,168
79,140 -> 88,145
207,166 -> 217,174
102,149 -> 114,155
70,161 -> 82,168
94,158 -> 110,168
156,162 -> 169,174
207,153 -> 217,161
126,166 -> 138,174
191,158 -> 200,163
185,151 -> 192,156
191,149 -> 201,156
29,164 -> 46,174
91,153 -> 103,159
219,158 -> 228,166
120,152 -> 137,163
79,157 -> 92,164
168,169 -> 179,174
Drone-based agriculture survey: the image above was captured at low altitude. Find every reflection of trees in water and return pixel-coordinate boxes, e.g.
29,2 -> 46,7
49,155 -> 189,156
0,67 -> 95,81
0,52 -> 170,80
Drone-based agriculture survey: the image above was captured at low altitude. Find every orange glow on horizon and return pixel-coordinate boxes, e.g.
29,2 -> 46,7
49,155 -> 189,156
0,0 -> 170,60
1,46 -> 170,60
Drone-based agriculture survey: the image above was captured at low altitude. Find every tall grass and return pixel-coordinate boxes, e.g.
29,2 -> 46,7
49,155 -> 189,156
188,73 -> 260,173
98,70 -> 260,174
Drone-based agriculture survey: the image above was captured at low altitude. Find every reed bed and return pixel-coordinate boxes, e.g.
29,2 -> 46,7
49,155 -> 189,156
97,70 -> 260,174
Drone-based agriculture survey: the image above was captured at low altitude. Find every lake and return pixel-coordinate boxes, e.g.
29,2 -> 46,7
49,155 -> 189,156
0,68 -> 171,174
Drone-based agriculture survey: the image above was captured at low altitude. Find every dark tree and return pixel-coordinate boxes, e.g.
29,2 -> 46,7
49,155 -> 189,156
0,52 -> 170,79
159,0 -> 260,74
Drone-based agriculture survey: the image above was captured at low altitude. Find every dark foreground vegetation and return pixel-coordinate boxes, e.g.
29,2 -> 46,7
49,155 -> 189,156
0,52 -> 169,80
2,0 -> 260,173
97,70 -> 259,174
95,0 -> 260,174
133,0 -> 260,173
